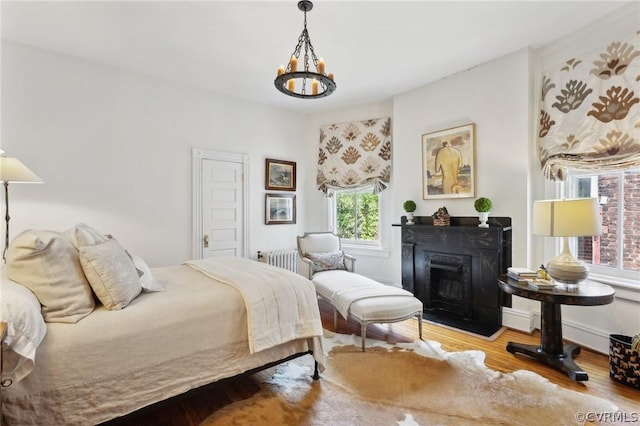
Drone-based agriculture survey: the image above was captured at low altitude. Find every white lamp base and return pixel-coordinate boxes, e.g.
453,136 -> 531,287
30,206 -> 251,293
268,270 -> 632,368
546,236 -> 589,284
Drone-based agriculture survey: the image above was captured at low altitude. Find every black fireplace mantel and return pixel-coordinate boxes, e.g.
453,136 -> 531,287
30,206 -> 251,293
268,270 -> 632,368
394,216 -> 512,336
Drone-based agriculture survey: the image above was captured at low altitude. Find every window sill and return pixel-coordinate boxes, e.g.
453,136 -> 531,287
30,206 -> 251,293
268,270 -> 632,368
341,244 -> 391,258
588,273 -> 640,302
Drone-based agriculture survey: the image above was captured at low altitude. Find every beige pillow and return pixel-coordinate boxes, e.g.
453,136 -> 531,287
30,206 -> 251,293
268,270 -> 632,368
6,229 -> 95,323
62,223 -> 108,249
79,238 -> 142,310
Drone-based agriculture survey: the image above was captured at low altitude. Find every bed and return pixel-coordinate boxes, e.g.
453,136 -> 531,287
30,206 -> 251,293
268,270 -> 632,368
0,225 -> 324,426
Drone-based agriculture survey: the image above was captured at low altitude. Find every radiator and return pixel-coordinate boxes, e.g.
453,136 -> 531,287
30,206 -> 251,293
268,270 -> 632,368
257,249 -> 298,273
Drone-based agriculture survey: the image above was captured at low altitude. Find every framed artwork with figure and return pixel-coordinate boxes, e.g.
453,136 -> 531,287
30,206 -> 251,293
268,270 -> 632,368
422,123 -> 475,199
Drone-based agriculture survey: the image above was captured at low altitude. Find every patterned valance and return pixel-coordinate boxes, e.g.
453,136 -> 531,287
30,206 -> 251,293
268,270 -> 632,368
537,32 -> 640,181
317,117 -> 391,195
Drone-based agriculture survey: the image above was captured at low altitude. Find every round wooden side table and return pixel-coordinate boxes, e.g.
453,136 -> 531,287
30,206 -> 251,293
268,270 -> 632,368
497,276 -> 615,381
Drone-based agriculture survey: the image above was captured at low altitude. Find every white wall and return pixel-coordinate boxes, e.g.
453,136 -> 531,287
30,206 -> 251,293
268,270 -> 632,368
1,41 -> 310,267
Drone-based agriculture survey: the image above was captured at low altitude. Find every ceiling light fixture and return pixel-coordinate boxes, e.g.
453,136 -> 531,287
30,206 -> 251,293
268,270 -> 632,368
274,0 -> 336,99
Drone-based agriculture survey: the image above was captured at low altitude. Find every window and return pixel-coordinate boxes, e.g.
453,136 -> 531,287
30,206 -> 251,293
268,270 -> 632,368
567,169 -> 640,281
333,187 -> 380,245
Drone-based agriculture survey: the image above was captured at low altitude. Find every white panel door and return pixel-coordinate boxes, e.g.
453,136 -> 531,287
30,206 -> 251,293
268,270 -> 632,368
201,158 -> 244,258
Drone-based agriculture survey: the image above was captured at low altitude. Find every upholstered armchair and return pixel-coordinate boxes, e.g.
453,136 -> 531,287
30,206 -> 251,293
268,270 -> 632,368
296,232 -> 356,280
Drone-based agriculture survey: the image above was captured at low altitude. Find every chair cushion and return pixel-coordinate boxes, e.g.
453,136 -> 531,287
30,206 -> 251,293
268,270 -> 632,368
298,233 -> 341,255
349,296 -> 423,322
312,270 -> 422,321
312,270 -> 377,300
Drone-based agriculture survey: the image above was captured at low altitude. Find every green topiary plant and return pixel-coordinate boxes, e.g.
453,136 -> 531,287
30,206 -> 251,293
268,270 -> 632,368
474,197 -> 492,212
403,200 -> 417,213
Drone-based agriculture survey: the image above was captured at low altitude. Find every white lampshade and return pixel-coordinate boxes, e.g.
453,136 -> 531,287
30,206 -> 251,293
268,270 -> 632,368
0,157 -> 43,183
532,198 -> 601,284
532,198 -> 601,237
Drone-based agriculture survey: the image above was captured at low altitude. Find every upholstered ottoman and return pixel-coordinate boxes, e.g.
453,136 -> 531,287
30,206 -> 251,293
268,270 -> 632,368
312,270 -> 423,351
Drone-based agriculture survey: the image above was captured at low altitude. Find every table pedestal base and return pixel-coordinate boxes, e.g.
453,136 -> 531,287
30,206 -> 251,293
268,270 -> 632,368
506,341 -> 588,381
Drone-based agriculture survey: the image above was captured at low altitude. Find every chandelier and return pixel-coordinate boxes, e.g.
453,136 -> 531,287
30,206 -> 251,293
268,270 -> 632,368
274,1 -> 336,99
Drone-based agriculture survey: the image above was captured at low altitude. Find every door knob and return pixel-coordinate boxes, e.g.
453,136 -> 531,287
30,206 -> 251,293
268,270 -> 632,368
203,234 -> 209,248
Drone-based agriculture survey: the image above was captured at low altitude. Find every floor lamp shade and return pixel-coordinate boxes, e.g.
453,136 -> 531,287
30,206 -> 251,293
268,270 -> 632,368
532,198 -> 601,284
1,157 -> 43,183
1,157 -> 43,261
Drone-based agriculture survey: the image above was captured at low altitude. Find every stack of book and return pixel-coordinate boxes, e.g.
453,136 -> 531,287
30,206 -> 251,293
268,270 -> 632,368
507,267 -> 538,282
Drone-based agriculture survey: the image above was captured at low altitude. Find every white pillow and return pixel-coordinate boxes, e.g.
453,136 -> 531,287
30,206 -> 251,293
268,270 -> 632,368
62,223 -> 108,249
0,274 -> 47,385
79,238 -> 142,310
6,229 -> 96,323
130,253 -> 164,292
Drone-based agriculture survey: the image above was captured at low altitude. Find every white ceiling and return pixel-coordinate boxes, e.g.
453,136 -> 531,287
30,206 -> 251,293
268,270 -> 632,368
1,1 -> 632,114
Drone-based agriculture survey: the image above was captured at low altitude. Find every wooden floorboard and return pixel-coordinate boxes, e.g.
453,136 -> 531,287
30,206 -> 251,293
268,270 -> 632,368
104,298 -> 639,425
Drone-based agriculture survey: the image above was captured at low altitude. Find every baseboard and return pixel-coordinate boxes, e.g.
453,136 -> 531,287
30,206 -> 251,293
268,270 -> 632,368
501,307 -> 536,333
502,307 -> 610,355
561,318 -> 611,355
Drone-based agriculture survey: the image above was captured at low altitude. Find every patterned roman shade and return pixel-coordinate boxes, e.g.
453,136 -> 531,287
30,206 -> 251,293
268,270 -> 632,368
317,117 -> 392,195
537,32 -> 640,181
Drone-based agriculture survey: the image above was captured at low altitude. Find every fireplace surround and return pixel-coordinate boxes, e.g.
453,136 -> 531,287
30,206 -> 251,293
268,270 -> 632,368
395,216 -> 512,336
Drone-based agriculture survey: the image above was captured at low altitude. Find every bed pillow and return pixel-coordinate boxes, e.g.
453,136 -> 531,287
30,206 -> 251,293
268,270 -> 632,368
6,229 -> 96,323
306,251 -> 347,273
129,253 -> 165,292
0,275 -> 47,385
79,238 -> 142,310
62,223 -> 108,249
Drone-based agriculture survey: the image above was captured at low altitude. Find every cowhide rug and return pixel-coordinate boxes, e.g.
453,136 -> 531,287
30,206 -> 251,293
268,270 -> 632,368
202,332 -> 617,425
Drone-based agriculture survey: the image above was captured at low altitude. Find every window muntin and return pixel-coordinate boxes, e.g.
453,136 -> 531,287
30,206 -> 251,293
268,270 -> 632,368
568,169 -> 640,277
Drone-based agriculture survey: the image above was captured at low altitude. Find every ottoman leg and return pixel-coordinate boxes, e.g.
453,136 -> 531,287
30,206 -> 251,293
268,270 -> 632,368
417,313 -> 423,340
361,321 -> 367,352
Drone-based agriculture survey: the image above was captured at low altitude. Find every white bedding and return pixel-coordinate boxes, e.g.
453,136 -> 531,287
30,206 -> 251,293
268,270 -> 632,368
185,257 -> 325,354
2,262 -> 324,426
0,276 -> 47,384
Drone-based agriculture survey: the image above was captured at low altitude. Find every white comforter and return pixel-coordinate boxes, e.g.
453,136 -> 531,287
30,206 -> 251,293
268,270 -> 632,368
185,257 -> 324,355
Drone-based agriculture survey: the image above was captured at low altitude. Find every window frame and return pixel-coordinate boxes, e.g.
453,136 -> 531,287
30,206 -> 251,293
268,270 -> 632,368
563,168 -> 640,290
327,186 -> 390,255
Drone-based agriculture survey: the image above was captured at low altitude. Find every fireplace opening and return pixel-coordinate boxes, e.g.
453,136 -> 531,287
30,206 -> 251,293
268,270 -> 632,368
424,252 -> 472,319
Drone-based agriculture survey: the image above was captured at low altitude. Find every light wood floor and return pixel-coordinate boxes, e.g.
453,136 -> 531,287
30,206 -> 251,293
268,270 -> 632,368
104,299 -> 639,425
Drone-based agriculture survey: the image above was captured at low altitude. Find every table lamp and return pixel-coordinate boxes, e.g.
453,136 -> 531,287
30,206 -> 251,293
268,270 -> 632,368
1,156 -> 43,262
532,198 -> 601,284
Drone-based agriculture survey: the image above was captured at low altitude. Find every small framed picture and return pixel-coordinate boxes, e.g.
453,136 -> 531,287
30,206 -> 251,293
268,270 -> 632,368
265,158 -> 296,191
265,193 -> 296,225
422,123 -> 476,199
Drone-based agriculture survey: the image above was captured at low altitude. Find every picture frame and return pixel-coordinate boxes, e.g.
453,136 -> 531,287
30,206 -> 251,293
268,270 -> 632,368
265,193 -> 296,225
422,123 -> 476,199
265,158 -> 296,191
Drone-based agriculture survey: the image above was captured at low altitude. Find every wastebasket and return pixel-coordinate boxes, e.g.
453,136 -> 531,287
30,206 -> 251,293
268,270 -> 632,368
609,334 -> 640,389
